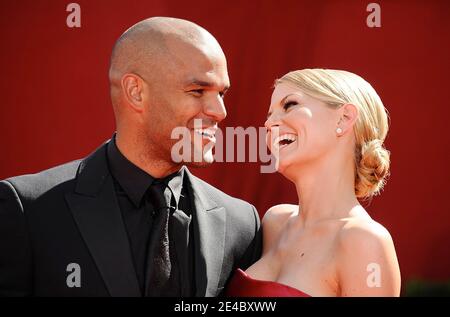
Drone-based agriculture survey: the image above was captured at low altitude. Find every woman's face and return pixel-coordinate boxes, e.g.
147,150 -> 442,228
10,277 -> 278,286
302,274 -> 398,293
265,83 -> 341,175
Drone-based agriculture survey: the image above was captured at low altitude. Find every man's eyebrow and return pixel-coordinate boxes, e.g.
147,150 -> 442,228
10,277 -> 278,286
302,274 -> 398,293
189,79 -> 214,87
187,79 -> 230,91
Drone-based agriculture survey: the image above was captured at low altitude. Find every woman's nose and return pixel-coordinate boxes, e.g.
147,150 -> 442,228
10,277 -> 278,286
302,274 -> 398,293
264,114 -> 281,131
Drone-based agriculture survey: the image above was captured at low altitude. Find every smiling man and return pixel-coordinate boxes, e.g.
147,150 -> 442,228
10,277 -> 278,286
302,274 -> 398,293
0,17 -> 261,297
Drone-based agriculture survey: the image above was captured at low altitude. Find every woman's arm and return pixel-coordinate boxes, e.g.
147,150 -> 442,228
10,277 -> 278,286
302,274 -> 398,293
336,220 -> 401,296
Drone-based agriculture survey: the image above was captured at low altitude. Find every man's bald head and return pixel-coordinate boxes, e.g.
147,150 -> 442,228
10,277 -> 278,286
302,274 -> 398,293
109,17 -> 225,108
108,17 -> 230,176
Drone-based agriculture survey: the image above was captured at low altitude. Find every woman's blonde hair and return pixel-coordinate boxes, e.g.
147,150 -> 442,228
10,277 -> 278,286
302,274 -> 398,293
276,69 -> 390,199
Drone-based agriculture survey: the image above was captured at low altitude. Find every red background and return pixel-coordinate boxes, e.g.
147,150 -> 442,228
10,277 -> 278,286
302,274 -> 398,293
1,0 -> 449,291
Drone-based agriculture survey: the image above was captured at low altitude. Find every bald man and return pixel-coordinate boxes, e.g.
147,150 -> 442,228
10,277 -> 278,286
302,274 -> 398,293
0,17 -> 261,297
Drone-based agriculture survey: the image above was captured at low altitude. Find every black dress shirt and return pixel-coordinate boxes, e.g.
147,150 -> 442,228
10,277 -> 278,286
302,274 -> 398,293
106,135 -> 195,296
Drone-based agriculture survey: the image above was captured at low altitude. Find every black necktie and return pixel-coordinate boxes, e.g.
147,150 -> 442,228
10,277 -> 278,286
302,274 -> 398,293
145,181 -> 180,296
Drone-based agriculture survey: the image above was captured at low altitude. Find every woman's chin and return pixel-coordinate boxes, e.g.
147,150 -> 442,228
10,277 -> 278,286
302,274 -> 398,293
275,154 -> 304,178
275,157 -> 294,174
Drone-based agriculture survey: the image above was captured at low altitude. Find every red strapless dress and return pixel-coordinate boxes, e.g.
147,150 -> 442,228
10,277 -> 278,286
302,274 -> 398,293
225,269 -> 311,297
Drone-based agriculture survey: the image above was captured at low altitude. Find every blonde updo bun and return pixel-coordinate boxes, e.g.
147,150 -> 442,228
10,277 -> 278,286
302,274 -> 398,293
355,139 -> 390,198
277,69 -> 391,199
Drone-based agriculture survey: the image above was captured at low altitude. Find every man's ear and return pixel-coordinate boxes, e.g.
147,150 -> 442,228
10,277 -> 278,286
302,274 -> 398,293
337,103 -> 359,136
121,73 -> 146,112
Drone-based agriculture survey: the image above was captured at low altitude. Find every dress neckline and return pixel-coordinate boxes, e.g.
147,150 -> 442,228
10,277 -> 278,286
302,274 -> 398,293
236,268 -> 311,297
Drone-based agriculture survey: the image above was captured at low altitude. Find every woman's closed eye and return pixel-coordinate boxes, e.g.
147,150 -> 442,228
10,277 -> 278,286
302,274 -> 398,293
283,100 -> 298,111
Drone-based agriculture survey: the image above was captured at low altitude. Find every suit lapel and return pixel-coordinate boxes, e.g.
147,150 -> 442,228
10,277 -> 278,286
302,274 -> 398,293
65,142 -> 140,297
185,169 -> 226,297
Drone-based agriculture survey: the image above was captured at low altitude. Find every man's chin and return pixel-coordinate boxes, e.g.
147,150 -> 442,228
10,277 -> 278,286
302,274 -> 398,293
182,150 -> 214,167
185,161 -> 213,168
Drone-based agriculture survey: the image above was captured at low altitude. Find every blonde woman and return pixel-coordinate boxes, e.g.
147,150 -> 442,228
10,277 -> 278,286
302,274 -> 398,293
226,69 -> 401,297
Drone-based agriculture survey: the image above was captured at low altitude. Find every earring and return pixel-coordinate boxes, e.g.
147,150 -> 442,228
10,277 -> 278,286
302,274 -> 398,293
336,128 -> 343,135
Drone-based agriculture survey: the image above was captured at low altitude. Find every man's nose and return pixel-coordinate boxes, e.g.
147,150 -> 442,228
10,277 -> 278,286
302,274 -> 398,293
204,95 -> 227,122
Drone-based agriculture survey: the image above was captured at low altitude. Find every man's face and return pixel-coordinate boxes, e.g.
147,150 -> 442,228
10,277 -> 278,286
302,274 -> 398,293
140,39 -> 230,168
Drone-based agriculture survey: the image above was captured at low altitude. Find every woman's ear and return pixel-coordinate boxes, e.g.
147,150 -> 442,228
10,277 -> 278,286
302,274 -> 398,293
121,73 -> 146,113
336,103 -> 359,136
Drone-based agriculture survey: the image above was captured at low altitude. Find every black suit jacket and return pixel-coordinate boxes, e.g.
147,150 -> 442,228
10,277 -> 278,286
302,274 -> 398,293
0,141 -> 262,296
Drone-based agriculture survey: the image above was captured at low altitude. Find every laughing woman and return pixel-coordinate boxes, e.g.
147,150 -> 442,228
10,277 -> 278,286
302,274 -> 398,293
226,69 -> 401,297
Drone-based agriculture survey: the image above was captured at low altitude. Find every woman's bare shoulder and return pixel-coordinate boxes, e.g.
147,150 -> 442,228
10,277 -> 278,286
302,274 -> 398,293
338,216 -> 394,249
335,214 -> 401,296
261,204 -> 298,254
262,204 -> 299,228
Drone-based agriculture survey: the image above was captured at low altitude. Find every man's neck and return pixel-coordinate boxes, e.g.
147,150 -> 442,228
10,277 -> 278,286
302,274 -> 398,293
115,133 -> 181,178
